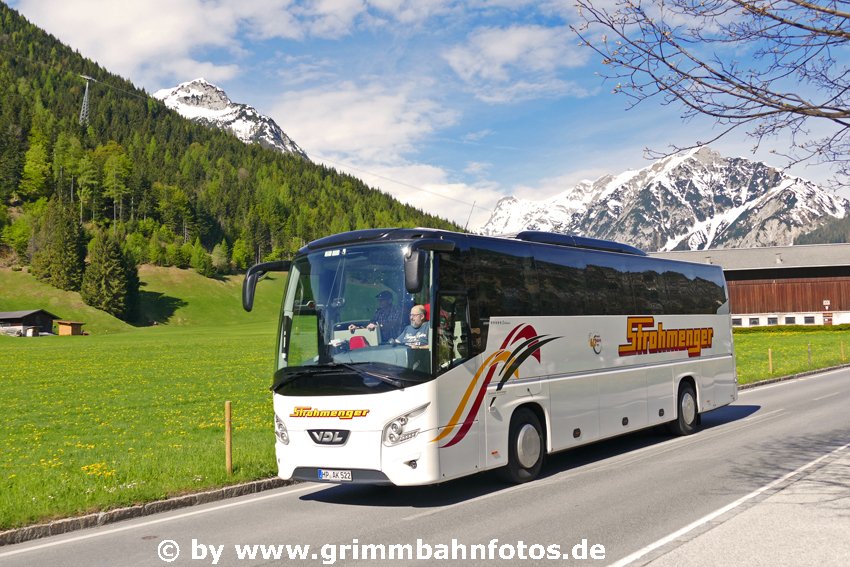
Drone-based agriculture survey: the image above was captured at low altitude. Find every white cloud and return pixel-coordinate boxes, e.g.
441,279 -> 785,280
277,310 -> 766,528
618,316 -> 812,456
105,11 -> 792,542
13,0 -> 377,88
342,162 -> 505,228
266,80 -> 511,227
16,0 -> 244,88
443,24 -> 591,102
274,54 -> 337,86
271,81 -> 457,163
292,0 -> 367,38
367,0 -> 456,24
463,129 -> 494,142
464,161 -> 491,175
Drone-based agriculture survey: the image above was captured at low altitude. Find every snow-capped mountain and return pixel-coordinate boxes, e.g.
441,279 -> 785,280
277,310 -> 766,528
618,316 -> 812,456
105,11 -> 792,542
479,147 -> 849,251
153,78 -> 308,160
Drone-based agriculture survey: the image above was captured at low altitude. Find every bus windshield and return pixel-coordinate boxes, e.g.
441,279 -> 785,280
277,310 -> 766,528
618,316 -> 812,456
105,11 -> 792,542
275,242 -> 433,395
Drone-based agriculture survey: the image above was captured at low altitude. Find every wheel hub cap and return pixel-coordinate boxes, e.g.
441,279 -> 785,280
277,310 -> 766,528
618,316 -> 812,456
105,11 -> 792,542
516,424 -> 541,468
682,392 -> 696,425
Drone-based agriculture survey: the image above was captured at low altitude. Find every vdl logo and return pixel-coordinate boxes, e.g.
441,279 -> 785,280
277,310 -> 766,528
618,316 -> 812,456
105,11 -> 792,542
308,430 -> 349,445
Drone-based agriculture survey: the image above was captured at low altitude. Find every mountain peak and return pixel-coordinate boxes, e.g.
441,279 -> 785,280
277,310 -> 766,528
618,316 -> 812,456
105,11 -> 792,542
479,148 -> 848,251
153,80 -> 308,160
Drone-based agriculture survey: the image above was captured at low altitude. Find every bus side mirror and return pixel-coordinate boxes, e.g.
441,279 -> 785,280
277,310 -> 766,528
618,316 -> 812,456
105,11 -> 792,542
404,239 -> 456,293
404,250 -> 426,293
243,260 -> 291,312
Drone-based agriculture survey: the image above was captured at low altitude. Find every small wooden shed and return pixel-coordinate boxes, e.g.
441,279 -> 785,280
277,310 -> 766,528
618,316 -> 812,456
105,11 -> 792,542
55,320 -> 86,336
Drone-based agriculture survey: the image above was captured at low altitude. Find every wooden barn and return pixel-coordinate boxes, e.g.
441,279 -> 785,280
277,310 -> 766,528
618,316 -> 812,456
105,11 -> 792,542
651,243 -> 850,327
0,310 -> 60,336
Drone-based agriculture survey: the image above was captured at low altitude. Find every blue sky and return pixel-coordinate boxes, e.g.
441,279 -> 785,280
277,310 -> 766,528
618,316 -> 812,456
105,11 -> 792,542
9,0 -> 840,229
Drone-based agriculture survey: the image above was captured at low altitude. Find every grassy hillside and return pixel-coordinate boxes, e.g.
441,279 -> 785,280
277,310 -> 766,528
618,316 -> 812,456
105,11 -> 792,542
133,265 -> 282,328
0,266 -> 284,334
0,268 -> 132,334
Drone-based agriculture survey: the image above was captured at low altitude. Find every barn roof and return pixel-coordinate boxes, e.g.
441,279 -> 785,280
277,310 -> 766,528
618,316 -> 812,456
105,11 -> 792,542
0,309 -> 61,320
650,243 -> 850,271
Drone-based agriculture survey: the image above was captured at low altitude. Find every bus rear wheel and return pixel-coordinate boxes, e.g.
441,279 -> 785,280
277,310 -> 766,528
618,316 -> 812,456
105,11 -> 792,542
501,408 -> 544,483
668,382 -> 698,436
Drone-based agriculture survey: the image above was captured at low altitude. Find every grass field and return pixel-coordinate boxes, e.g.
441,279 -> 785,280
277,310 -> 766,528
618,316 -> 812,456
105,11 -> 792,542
733,326 -> 850,384
2,266 -> 849,529
1,267 -> 285,528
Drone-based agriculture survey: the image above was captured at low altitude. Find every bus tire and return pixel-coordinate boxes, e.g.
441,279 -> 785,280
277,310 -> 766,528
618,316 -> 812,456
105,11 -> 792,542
500,408 -> 544,483
668,382 -> 698,436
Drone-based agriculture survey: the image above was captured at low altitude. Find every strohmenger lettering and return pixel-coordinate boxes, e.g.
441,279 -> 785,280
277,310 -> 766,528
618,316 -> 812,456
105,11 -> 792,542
618,316 -> 714,358
289,407 -> 370,419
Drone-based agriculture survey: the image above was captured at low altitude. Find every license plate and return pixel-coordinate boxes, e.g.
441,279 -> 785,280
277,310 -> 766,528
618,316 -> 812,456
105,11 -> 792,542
317,468 -> 352,482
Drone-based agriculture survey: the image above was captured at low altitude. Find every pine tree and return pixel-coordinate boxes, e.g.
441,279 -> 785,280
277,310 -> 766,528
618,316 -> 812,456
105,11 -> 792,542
81,230 -> 138,320
147,232 -> 164,265
211,239 -> 230,273
18,140 -> 50,199
190,237 -> 214,277
76,154 -> 99,223
231,238 -> 251,271
0,122 -> 24,203
30,199 -> 85,290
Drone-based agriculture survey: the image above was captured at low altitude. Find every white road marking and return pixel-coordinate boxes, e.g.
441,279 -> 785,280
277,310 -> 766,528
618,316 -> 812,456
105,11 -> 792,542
608,443 -> 850,567
813,392 -> 840,401
738,366 -> 850,393
0,483 -> 322,558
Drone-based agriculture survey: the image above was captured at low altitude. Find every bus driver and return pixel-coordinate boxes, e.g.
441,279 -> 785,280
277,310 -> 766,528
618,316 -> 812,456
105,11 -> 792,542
349,290 -> 403,343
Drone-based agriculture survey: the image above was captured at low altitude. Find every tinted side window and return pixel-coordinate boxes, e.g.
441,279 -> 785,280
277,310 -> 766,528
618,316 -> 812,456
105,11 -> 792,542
584,261 -> 635,315
438,249 -> 468,291
535,248 -> 587,316
630,269 -> 665,314
662,269 -> 726,314
471,245 -> 538,319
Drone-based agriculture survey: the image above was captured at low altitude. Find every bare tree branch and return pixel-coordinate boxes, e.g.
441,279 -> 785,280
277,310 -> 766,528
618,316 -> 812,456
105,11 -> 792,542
573,0 -> 850,184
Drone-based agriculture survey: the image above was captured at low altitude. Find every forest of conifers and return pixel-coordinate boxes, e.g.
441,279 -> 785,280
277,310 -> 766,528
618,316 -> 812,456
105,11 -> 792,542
0,2 -> 457,276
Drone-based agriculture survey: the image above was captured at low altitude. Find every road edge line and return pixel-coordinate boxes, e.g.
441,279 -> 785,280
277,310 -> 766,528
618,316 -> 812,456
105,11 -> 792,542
0,477 -> 294,547
608,443 -> 850,567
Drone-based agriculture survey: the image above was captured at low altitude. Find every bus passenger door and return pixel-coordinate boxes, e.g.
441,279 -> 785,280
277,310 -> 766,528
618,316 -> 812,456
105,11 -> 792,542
435,294 -> 484,479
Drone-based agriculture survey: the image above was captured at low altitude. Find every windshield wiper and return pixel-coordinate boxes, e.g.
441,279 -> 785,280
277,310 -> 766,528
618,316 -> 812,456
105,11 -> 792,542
271,363 -> 405,392
271,365 -> 348,391
333,363 -> 405,388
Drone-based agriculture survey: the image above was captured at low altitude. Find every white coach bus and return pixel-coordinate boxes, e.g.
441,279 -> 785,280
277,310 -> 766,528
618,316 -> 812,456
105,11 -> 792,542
242,229 -> 737,485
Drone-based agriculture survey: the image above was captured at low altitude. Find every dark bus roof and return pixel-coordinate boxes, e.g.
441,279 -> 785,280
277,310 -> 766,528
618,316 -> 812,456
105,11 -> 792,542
300,228 -> 721,275
298,228 -> 725,285
303,228 -> 645,255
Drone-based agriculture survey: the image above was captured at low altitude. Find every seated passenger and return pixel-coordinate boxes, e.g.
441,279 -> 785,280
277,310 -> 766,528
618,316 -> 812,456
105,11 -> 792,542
394,305 -> 429,348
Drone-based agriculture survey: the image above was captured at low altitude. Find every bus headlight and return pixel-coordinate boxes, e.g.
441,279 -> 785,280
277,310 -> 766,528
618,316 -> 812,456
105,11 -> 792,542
383,403 -> 429,446
274,413 -> 289,445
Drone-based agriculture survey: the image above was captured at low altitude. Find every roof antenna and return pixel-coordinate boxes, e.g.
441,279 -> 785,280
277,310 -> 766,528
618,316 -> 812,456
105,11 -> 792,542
464,201 -> 476,232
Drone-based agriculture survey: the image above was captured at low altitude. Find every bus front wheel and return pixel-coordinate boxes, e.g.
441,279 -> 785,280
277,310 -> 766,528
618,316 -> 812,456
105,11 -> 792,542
668,382 -> 698,436
501,408 -> 544,483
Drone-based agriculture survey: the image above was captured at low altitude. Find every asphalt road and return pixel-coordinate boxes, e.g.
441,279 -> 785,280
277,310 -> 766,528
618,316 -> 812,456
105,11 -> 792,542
2,368 -> 849,567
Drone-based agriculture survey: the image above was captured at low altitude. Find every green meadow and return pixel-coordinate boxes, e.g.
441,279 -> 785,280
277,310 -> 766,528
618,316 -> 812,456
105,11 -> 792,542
733,325 -> 850,385
2,265 -> 849,529
1,267 -> 285,529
